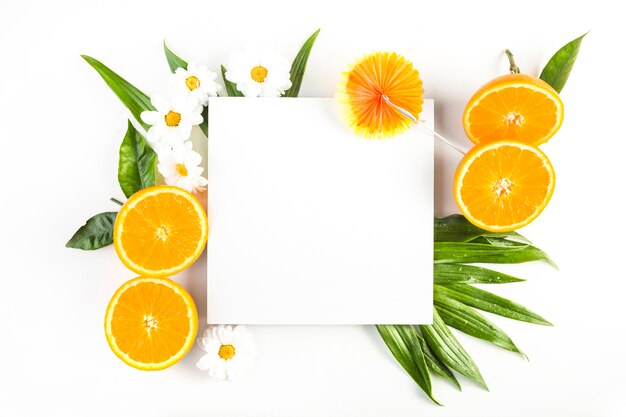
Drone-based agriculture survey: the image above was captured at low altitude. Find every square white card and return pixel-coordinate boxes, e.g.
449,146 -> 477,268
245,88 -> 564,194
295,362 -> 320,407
207,98 -> 433,324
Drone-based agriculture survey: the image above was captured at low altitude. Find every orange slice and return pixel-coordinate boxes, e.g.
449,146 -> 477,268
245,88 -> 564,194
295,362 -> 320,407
104,276 -> 198,370
463,73 -> 564,146
114,186 -> 208,277
454,140 -> 555,232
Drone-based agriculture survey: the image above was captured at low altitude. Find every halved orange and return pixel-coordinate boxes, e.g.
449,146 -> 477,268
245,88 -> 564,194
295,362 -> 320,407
454,140 -> 555,232
104,276 -> 198,370
114,186 -> 208,277
463,73 -> 564,146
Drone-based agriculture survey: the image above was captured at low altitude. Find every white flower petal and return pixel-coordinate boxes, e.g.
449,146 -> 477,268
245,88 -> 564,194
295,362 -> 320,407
141,110 -> 161,126
218,326 -> 233,344
210,360 -> 228,380
224,360 -> 242,380
224,68 -> 247,83
197,353 -> 219,371
158,165 -> 178,180
169,94 -> 186,110
147,124 -> 164,144
241,83 -> 263,97
188,112 -> 203,126
175,123 -> 193,140
184,150 -> 202,166
173,177 -> 189,192
231,325 -> 247,339
193,92 -> 209,106
151,95 -> 170,113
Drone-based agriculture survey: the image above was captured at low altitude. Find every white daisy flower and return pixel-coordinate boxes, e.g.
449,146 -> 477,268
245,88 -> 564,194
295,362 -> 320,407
140,94 -> 203,149
197,325 -> 256,380
157,141 -> 208,194
225,47 -> 292,97
172,61 -> 222,106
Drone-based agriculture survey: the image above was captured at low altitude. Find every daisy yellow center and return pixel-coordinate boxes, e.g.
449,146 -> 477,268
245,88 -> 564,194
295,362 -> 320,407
165,111 -> 182,127
186,75 -> 201,91
250,65 -> 268,83
218,344 -> 236,360
493,177 -> 513,198
176,163 -> 188,176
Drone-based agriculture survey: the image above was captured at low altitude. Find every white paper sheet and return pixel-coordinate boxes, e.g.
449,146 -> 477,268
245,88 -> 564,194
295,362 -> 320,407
207,98 -> 433,324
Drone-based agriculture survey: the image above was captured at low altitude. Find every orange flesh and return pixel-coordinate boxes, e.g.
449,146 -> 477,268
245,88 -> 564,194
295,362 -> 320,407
463,73 -> 563,146
120,194 -> 203,271
110,281 -> 191,364
114,186 -> 208,277
455,142 -> 555,231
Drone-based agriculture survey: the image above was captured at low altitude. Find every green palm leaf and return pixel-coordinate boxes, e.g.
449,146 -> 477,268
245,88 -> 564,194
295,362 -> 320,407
163,40 -> 188,72
284,29 -> 320,97
416,331 -> 461,390
434,214 -> 529,244
434,290 -> 522,354
434,263 -> 525,285
420,308 -> 487,389
435,284 -> 552,326
377,325 -> 440,404
434,241 -> 556,267
81,55 -> 154,130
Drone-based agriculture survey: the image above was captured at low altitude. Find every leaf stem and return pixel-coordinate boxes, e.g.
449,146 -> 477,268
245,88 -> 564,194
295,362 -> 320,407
110,197 -> 124,206
505,49 -> 521,74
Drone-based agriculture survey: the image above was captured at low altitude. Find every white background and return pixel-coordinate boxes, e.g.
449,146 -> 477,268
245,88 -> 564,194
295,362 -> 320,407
1,0 -> 624,415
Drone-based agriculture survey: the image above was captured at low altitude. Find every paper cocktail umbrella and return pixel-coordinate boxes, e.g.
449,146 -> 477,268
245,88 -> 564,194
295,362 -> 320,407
336,51 -> 465,154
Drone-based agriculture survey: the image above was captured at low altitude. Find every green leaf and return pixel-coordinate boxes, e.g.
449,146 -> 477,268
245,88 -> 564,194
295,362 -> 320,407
81,55 -> 154,130
470,236 -> 528,247
200,105 -> 208,136
66,212 -> 117,250
434,290 -> 522,354
118,120 -> 156,198
435,284 -> 552,326
420,309 -> 487,389
416,331 -> 461,390
434,263 -> 525,285
377,325 -> 440,405
284,29 -> 320,97
163,40 -> 188,72
434,215 -> 530,244
540,33 -> 587,93
221,65 -> 243,97
434,242 -> 557,267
